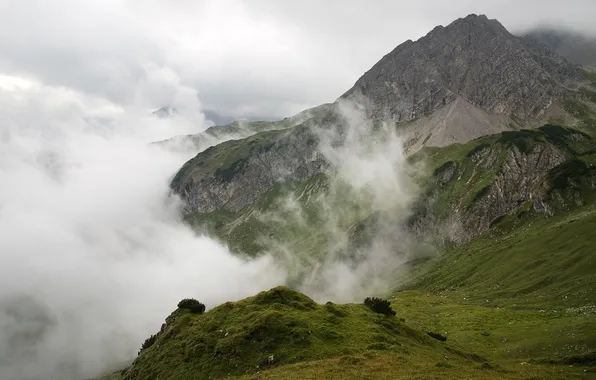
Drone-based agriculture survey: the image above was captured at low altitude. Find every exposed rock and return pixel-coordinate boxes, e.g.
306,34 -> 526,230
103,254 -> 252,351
410,126 -> 596,243
400,96 -> 512,150
171,126 -> 330,214
342,14 -> 583,131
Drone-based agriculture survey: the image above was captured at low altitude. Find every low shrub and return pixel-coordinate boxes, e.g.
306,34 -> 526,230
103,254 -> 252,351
364,297 -> 396,316
138,334 -> 157,355
177,298 -> 206,314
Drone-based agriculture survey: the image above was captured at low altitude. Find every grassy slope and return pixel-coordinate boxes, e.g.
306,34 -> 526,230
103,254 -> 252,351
119,287 -> 469,380
393,204 -> 596,363
111,287 -> 591,380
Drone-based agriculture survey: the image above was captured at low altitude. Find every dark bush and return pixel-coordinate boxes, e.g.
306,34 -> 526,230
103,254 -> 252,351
177,298 -> 206,314
138,334 -> 157,355
364,297 -> 396,316
427,331 -> 447,341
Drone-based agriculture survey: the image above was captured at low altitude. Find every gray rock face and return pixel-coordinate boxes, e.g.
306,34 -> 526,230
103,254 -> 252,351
411,127 -> 596,243
463,143 -> 567,236
172,126 -> 330,214
342,14 -> 583,122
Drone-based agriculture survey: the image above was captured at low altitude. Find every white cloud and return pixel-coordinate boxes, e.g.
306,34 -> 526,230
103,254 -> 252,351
2,0 -> 593,120
0,76 -> 285,380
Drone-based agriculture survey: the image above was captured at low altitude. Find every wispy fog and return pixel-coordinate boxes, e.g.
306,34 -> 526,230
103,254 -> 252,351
0,75 -> 283,380
255,99 -> 433,303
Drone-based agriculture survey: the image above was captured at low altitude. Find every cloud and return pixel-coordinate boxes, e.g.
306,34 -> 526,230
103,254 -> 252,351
1,0 -> 593,121
252,99 -> 431,303
0,76 -> 284,380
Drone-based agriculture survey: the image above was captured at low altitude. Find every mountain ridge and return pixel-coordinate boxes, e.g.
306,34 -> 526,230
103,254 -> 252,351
170,13 -> 596,230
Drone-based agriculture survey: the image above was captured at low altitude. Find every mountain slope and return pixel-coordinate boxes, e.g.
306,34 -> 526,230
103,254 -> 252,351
104,15 -> 596,380
105,287 -> 592,380
169,14 -> 596,228
409,124 -> 596,243
117,287 -> 460,380
156,103 -> 333,154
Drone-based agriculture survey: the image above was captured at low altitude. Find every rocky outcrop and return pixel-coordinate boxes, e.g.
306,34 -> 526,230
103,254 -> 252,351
171,126 -> 330,214
410,126 -> 596,243
342,14 -> 583,123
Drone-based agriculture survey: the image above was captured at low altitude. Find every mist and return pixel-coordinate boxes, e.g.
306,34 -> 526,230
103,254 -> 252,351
0,58 -> 436,380
254,99 -> 431,303
0,75 -> 284,380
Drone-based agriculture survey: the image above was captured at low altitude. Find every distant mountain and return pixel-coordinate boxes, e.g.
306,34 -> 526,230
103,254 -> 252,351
203,109 -> 278,125
154,103 -> 333,154
524,28 -> 596,67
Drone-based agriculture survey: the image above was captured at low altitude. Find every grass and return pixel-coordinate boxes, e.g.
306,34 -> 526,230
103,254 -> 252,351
109,286 -> 593,380
138,122 -> 596,379
118,287 -> 457,380
171,128 -> 287,188
235,353 -> 590,379
584,69 -> 596,87
564,98 -> 593,120
393,202 -> 596,368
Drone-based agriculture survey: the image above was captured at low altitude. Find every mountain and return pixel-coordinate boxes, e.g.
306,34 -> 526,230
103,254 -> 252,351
408,124 -> 596,243
170,14 -> 596,231
525,28 -> 596,67
105,13 -> 596,380
155,103 -> 333,154
342,14 -> 584,148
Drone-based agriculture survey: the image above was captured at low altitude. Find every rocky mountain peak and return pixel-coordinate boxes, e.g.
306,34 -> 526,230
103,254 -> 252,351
341,13 -> 583,128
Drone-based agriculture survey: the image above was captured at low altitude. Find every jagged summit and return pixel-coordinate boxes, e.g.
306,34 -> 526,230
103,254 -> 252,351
341,13 -> 583,147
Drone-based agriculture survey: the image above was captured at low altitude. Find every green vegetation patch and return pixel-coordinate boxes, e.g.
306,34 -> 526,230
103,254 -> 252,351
120,287 -> 444,380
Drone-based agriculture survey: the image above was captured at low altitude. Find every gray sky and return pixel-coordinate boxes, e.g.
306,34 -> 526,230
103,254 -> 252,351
0,0 -> 594,120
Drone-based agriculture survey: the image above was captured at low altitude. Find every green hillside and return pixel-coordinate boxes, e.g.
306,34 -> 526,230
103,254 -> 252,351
106,287 -> 592,380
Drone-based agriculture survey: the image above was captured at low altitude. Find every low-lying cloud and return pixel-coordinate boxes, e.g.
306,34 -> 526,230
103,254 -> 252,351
0,76 -> 284,380
255,99 -> 432,303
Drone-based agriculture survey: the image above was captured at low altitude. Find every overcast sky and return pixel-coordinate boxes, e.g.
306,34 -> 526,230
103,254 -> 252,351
0,0 -> 595,121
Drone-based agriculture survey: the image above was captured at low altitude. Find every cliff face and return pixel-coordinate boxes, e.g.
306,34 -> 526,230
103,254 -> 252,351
410,125 -> 596,243
170,126 -> 330,214
342,14 -> 583,122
